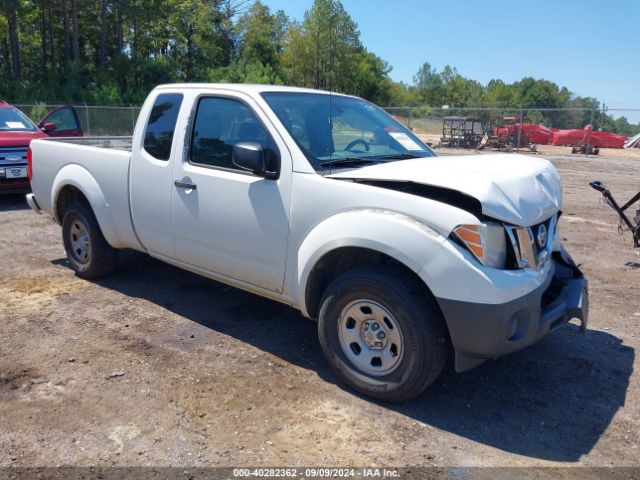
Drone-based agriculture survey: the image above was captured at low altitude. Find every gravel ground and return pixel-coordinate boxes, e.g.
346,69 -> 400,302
0,153 -> 639,473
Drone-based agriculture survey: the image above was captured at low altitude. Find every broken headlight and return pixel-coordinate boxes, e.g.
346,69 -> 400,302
453,222 -> 507,269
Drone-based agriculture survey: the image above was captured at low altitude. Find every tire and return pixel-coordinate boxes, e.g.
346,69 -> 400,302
62,201 -> 118,279
318,266 -> 448,402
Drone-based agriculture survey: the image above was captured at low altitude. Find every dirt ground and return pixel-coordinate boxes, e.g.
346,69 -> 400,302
1,151 -> 639,473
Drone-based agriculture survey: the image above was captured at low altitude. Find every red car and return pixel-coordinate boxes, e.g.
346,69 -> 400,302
0,102 -> 82,194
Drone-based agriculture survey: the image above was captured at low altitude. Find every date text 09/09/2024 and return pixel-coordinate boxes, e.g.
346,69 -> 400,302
233,467 -> 401,478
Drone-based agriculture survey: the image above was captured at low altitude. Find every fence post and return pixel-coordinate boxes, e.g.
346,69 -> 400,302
587,108 -> 595,157
130,104 -> 136,135
516,107 -> 523,152
83,102 -> 90,136
407,106 -> 412,130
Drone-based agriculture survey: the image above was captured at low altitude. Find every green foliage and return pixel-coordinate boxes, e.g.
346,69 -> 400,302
0,0 -> 637,134
279,0 -> 363,94
236,2 -> 283,69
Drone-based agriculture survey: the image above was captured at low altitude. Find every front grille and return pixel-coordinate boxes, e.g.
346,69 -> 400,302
505,215 -> 557,270
0,146 -> 28,157
0,147 -> 28,167
531,218 -> 553,256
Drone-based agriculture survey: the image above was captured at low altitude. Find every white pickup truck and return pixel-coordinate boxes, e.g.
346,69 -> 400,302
26,84 -> 588,401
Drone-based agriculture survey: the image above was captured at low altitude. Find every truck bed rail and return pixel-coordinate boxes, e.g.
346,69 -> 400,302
42,136 -> 133,152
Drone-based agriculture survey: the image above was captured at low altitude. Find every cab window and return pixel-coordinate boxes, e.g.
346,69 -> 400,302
189,97 -> 277,172
143,93 -> 183,161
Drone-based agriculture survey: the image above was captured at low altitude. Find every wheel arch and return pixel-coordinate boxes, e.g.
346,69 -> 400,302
295,209 -> 448,320
305,246 -> 445,322
51,164 -> 119,247
55,184 -> 89,222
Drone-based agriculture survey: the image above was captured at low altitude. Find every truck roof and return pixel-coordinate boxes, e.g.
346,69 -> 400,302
154,83 -> 357,98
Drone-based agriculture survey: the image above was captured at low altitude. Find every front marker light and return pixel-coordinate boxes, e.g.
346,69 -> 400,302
453,223 -> 507,268
454,225 -> 484,260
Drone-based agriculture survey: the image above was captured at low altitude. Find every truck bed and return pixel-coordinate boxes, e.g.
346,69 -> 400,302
29,136 -> 141,250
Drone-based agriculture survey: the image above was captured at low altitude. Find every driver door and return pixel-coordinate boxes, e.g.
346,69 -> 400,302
38,106 -> 83,137
171,92 -> 291,293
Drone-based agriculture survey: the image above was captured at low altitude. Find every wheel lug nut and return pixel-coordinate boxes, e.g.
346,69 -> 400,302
377,332 -> 385,340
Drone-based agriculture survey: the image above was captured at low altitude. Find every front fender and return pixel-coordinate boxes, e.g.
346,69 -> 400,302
294,209 -> 448,315
51,164 -> 123,248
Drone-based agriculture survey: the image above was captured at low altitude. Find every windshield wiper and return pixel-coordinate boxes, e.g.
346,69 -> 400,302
319,153 -> 423,169
373,153 -> 424,160
319,157 -> 380,168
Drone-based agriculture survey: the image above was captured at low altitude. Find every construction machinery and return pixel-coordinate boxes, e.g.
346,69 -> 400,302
478,115 -> 531,152
571,144 -> 600,155
438,116 -> 484,148
590,181 -> 640,247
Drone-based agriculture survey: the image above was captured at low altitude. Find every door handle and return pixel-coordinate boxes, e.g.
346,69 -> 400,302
174,180 -> 197,190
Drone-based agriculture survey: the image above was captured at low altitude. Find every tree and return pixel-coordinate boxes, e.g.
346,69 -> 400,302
98,0 -> 107,68
281,0 -> 363,93
413,62 -> 444,105
0,0 -> 21,79
0,0 -> 636,139
71,0 -> 79,62
236,1 -> 283,70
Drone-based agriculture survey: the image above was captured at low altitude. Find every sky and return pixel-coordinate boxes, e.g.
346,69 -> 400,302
260,0 -> 640,122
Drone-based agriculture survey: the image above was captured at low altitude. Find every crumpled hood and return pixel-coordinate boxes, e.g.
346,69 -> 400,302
327,153 -> 562,226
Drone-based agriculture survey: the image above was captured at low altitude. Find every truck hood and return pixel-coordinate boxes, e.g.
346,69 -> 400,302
326,153 -> 562,227
0,131 -> 47,148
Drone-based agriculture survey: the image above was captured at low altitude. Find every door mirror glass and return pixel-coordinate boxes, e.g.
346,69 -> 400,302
233,142 -> 266,176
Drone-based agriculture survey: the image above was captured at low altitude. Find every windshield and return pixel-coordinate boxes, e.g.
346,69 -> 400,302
261,92 -> 435,170
0,107 -> 38,132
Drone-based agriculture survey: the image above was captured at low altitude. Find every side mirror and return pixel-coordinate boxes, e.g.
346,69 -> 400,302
233,142 -> 268,177
40,122 -> 57,133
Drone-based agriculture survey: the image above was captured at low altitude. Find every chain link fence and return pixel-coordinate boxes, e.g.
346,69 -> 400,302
382,106 -> 640,152
11,103 -> 640,151
15,104 -> 142,136
383,106 -> 598,137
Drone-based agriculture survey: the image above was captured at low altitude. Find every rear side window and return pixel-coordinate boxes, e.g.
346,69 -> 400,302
143,93 -> 183,161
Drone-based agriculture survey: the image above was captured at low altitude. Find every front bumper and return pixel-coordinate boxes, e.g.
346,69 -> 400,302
437,249 -> 588,372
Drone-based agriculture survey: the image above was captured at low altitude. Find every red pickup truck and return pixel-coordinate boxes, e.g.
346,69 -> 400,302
0,102 -> 82,194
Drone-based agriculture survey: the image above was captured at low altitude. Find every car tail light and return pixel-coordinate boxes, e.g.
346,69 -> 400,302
27,147 -> 33,181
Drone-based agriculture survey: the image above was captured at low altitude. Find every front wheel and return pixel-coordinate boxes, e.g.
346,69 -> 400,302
62,201 -> 118,279
318,267 -> 448,402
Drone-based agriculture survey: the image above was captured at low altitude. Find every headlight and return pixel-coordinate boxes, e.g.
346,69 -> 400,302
453,222 -> 507,268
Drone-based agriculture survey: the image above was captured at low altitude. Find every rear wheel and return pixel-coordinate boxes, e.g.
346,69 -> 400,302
62,201 -> 118,278
318,266 -> 448,402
